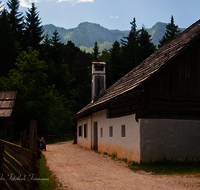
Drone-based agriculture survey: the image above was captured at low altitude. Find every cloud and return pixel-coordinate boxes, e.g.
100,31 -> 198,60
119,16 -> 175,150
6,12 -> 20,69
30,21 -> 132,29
20,0 -> 31,8
0,2 -> 4,11
110,16 -> 119,19
31,0 -> 40,2
71,0 -> 94,7
57,0 -> 73,3
19,0 -> 40,8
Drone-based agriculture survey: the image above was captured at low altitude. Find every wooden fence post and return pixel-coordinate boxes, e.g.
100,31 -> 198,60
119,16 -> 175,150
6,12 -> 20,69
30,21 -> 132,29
34,121 -> 40,187
34,122 -> 37,157
20,132 -> 24,148
0,144 -> 4,164
0,119 -> 40,190
28,120 -> 37,190
24,130 -> 27,148
0,145 -> 4,189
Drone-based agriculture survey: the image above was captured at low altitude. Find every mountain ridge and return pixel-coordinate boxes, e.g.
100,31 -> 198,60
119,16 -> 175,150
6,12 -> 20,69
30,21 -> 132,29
43,22 -> 185,52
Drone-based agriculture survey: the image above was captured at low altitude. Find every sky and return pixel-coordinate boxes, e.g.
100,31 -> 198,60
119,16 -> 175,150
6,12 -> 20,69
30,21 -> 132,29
1,0 -> 200,30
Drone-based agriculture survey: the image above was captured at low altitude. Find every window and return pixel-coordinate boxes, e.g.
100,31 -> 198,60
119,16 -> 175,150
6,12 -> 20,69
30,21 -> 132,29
121,125 -> 125,137
79,126 -> 82,137
84,124 -> 87,138
95,65 -> 104,71
109,126 -> 113,137
101,128 -> 103,137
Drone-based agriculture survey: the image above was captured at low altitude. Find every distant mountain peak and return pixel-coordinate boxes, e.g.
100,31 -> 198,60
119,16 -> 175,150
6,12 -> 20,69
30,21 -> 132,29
43,21 -> 185,51
78,21 -> 100,26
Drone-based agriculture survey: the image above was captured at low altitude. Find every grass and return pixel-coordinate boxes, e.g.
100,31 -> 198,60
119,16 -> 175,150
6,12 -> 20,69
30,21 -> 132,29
45,137 -> 74,144
39,153 -> 63,190
128,158 -> 200,175
100,150 -> 200,176
118,157 -> 128,164
110,152 -> 117,159
70,145 -> 200,176
95,150 -> 101,154
40,137 -> 75,189
99,151 -> 128,163
3,136 -> 73,189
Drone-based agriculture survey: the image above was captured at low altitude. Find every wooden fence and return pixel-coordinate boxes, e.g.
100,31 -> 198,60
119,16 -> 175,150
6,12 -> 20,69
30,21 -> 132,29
0,120 -> 40,190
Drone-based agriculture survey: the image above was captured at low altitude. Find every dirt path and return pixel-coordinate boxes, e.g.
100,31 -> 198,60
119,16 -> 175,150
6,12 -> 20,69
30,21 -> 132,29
42,141 -> 200,190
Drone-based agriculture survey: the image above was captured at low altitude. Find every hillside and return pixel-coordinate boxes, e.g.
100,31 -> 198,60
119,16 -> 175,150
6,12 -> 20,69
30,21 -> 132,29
43,22 -> 185,52
43,22 -> 129,51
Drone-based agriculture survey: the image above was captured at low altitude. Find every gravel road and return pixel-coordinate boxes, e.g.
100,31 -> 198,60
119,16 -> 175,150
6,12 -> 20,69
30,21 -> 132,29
42,141 -> 200,190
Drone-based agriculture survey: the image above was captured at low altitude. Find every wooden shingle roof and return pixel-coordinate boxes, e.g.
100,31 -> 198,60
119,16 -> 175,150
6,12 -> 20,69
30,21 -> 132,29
0,91 -> 17,117
73,19 -> 200,119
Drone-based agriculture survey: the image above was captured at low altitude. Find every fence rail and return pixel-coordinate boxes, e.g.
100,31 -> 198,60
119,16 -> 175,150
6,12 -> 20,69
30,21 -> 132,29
0,120 -> 40,190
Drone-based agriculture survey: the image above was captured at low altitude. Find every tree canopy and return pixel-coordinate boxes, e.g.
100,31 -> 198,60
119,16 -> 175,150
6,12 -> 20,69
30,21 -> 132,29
7,0 -> 23,42
120,17 -> 156,73
121,17 -> 140,69
158,16 -> 180,48
93,41 -> 100,61
2,1 -> 177,137
24,3 -> 43,49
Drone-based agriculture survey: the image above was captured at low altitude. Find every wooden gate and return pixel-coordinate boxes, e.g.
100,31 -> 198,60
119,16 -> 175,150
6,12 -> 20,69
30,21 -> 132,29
93,122 -> 98,150
0,120 -> 40,190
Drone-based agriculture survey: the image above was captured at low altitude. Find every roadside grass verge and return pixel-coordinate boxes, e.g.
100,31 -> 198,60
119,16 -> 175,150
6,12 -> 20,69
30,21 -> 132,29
98,150 -> 200,175
128,158 -> 200,175
45,137 -> 74,144
90,149 -> 200,176
39,153 -> 63,190
109,152 -> 117,159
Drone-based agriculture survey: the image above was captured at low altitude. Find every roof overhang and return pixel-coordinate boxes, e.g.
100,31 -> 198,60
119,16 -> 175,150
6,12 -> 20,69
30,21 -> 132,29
72,89 -> 143,120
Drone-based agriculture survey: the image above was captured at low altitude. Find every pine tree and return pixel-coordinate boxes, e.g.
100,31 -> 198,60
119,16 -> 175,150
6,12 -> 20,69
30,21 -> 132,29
24,3 -> 43,49
50,29 -> 62,66
158,16 -> 180,48
121,17 -> 140,70
138,27 -> 156,60
43,32 -> 50,50
7,0 -> 24,42
0,9 -> 18,77
93,41 -> 100,61
107,41 -> 125,87
51,29 -> 61,46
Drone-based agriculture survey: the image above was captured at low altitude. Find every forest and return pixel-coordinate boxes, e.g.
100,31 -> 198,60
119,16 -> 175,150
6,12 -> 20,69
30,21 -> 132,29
0,0 -> 180,136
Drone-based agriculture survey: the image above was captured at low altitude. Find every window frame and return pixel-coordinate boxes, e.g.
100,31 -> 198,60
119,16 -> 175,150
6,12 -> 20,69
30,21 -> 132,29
100,128 -> 103,137
109,126 -> 113,137
121,125 -> 125,137
84,124 -> 87,138
78,125 -> 82,137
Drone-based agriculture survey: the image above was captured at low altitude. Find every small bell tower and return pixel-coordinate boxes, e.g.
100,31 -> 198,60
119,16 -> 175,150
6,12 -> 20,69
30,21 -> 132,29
92,62 -> 106,103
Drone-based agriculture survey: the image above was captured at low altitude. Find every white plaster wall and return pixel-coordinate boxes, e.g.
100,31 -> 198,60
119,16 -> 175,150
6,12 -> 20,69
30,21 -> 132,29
77,116 -> 92,149
140,119 -> 200,162
92,109 -> 141,162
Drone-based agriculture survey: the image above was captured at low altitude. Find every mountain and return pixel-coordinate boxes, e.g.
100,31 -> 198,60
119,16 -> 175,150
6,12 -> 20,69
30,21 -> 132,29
147,22 -> 185,46
43,22 -> 185,52
43,22 -> 129,52
147,22 -> 168,45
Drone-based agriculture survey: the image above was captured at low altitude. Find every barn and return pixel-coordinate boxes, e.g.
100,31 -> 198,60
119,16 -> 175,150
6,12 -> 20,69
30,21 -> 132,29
0,91 -> 21,141
72,19 -> 200,162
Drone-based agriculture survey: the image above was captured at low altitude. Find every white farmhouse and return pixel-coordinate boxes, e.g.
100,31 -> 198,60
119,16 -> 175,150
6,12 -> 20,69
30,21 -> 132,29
72,20 -> 200,162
